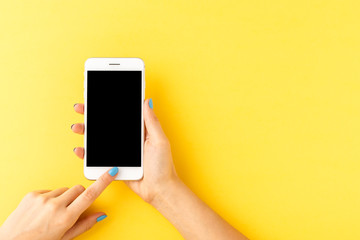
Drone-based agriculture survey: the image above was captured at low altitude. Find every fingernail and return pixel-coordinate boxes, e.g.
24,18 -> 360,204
73,147 -> 76,152
96,215 -> 107,222
74,103 -> 78,108
108,167 -> 118,177
149,98 -> 153,109
71,124 -> 74,129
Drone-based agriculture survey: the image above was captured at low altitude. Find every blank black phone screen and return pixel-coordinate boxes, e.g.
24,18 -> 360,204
86,70 -> 142,167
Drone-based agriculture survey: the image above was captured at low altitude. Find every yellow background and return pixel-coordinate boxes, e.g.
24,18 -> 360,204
0,1 -> 360,239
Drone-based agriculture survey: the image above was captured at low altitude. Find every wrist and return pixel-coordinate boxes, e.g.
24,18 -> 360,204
149,176 -> 183,208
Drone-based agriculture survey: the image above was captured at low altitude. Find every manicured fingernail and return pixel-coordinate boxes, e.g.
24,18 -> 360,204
71,124 -> 74,129
74,103 -> 78,108
96,215 -> 107,222
73,147 -> 76,152
108,167 -> 118,176
149,98 -> 153,109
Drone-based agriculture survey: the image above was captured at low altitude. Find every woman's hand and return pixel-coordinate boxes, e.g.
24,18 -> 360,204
72,99 -> 178,204
72,99 -> 247,240
0,167 -> 119,240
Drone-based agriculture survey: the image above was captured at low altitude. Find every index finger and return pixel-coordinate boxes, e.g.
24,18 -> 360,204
67,167 -> 118,215
74,103 -> 84,114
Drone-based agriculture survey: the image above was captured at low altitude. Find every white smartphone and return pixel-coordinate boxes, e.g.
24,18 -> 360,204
83,58 -> 144,180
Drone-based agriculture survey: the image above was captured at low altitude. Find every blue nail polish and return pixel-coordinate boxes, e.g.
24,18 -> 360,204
108,167 -> 118,176
96,215 -> 107,222
149,98 -> 153,109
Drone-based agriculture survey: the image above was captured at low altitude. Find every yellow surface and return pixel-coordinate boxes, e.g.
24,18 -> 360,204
0,0 -> 360,239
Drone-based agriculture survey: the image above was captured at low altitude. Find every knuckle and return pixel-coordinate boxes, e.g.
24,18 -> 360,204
61,212 -> 74,225
85,222 -> 93,231
24,191 -> 37,200
36,195 -> 49,205
156,138 -> 170,148
73,184 -> 85,193
47,199 -> 60,211
99,172 -> 112,185
54,215 -> 70,228
83,188 -> 97,201
152,114 -> 159,122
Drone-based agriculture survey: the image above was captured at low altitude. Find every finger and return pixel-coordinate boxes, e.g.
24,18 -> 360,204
67,167 -> 118,215
58,185 -> 85,206
33,190 -> 52,194
74,103 -> 84,114
143,98 -> 166,140
73,147 -> 85,159
71,123 -> 84,134
143,103 -> 149,141
144,119 -> 149,141
61,212 -> 107,240
43,187 -> 69,198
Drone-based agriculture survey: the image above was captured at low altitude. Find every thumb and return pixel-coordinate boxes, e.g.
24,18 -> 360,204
61,213 -> 107,240
144,98 -> 166,140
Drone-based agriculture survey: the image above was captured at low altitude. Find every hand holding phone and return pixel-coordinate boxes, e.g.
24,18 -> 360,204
72,100 -> 247,240
72,99 -> 179,203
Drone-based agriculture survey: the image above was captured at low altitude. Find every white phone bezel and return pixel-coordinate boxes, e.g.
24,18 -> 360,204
83,58 -> 144,180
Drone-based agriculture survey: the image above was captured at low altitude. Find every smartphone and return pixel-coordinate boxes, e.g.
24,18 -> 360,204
83,58 -> 144,180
